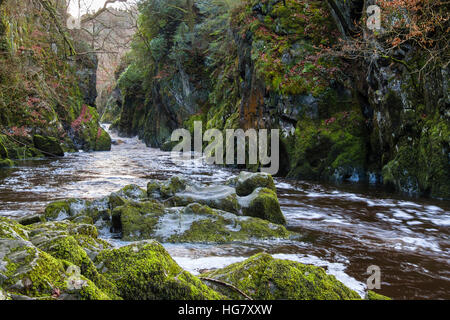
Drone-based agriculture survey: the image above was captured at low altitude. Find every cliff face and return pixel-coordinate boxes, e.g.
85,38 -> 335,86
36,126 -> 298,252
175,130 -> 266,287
110,0 -> 449,199
0,0 -> 110,164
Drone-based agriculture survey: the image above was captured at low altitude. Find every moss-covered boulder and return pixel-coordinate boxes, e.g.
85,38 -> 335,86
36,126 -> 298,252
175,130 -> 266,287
202,253 -> 361,300
236,172 -> 276,196
29,232 -> 119,299
170,185 -> 240,214
155,204 -> 291,243
111,201 -> 165,241
0,218 -> 112,300
116,184 -> 147,201
33,135 -> 64,157
147,176 -> 187,199
110,201 -> 291,243
94,128 -> 112,151
94,241 -> 223,300
43,199 -> 92,221
239,188 -> 286,225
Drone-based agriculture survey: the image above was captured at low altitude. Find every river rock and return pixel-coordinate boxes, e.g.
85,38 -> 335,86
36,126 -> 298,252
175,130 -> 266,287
235,171 -> 276,196
111,201 -> 290,243
33,134 -> 64,157
94,241 -> 223,300
147,176 -> 187,199
202,253 -> 361,300
94,128 -> 112,152
111,201 -> 165,241
239,188 -> 286,225
169,185 -> 240,214
0,217 -> 111,300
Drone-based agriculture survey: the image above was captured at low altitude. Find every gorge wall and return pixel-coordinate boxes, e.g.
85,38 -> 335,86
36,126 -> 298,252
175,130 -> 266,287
0,0 -> 111,166
105,0 -> 449,199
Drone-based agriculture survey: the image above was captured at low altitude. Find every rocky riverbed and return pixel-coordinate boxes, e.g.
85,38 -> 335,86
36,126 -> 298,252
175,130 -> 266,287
0,172 -> 388,300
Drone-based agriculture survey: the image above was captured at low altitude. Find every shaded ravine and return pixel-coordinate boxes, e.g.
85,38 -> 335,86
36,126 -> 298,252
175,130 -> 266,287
0,127 -> 449,299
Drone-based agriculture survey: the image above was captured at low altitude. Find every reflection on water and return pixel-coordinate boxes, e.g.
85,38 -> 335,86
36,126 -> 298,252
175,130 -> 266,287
0,128 -> 449,299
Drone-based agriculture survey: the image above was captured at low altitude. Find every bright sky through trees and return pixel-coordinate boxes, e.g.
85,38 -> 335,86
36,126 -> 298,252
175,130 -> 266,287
68,0 -> 128,16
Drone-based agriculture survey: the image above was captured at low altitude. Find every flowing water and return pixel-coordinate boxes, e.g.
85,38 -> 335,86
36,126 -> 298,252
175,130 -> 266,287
0,127 -> 449,300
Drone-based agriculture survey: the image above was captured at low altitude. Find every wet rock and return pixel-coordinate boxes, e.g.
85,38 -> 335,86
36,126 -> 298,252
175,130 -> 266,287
111,201 -> 290,243
235,171 -> 276,196
147,176 -> 187,199
239,188 -> 286,225
202,253 -> 361,300
43,199 -> 92,221
116,184 -> 147,201
94,241 -> 223,300
33,134 -> 64,157
170,185 -> 240,214
111,201 -> 165,241
94,128 -> 112,151
0,217 -> 114,300
16,214 -> 44,226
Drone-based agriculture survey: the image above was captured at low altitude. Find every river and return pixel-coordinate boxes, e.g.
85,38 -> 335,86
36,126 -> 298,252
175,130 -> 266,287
0,128 -> 449,300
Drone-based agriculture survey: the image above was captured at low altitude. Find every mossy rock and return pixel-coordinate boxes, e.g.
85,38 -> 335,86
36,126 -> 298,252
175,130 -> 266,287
33,135 -> 64,157
26,221 -> 99,240
0,217 -> 29,240
94,241 -> 224,300
240,188 -> 286,225
157,204 -> 291,243
169,185 -> 240,214
202,253 -> 361,300
116,184 -> 147,201
366,290 -> 391,300
147,176 -> 187,199
94,128 -> 112,151
0,217 -> 115,300
31,234 -> 119,299
236,171 -> 276,196
111,201 -> 165,241
43,199 -> 92,221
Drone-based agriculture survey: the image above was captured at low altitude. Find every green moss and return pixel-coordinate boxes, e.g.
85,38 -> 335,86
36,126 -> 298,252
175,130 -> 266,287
112,201 -> 165,241
168,203 -> 290,243
236,171 -> 276,196
0,217 -> 29,240
36,235 -> 119,299
203,253 -> 361,300
366,290 -> 391,300
94,128 -> 112,151
241,188 -> 286,225
44,200 -> 71,220
33,135 -> 64,157
288,110 -> 367,182
94,241 -> 223,300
